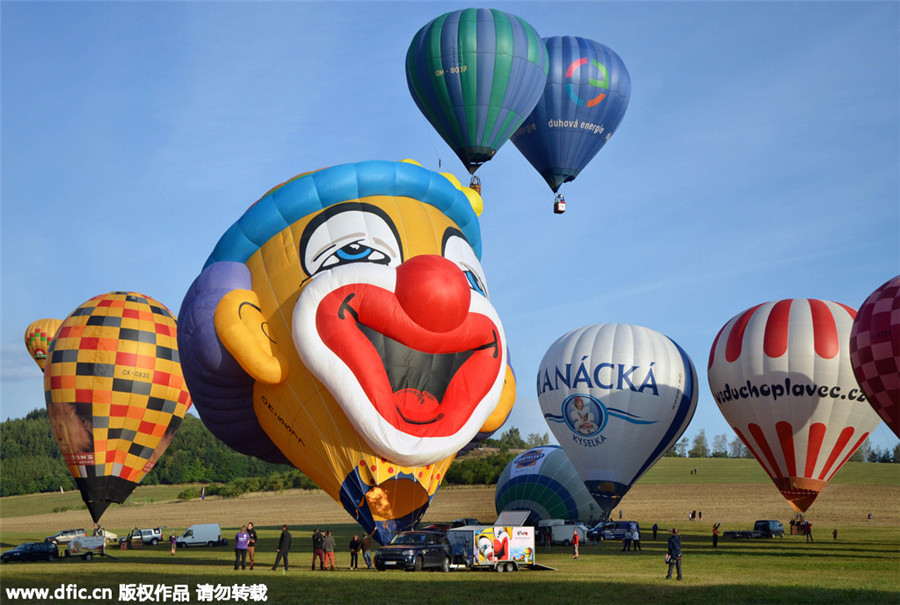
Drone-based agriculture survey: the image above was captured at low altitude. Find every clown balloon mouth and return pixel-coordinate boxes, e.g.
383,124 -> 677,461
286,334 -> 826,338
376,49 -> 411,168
357,323 -> 499,424
316,285 -> 503,438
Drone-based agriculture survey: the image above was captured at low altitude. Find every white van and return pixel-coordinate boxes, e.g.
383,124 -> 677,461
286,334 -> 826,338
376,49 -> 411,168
538,519 -> 586,545
175,523 -> 227,548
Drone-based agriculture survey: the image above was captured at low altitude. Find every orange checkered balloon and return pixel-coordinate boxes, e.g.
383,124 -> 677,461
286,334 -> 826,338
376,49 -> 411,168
44,292 -> 192,522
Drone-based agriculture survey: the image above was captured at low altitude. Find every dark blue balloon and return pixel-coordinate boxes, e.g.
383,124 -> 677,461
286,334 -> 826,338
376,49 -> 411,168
511,37 -> 630,193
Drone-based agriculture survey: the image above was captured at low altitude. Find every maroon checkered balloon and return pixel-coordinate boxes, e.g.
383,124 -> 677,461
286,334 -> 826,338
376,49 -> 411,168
850,276 -> 900,438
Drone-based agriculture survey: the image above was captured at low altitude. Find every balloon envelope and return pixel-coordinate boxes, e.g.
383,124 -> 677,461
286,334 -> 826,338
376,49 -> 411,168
708,299 -> 882,512
511,36 -> 630,193
178,160 -> 515,544
405,8 -> 549,174
850,276 -> 900,438
25,318 -> 62,371
44,292 -> 192,522
495,445 -> 599,524
537,324 -> 698,517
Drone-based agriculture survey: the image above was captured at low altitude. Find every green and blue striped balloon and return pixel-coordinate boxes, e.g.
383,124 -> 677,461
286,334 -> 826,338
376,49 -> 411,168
406,9 -> 548,174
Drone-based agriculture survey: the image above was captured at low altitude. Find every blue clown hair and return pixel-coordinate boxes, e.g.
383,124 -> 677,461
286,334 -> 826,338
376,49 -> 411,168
205,160 -> 483,268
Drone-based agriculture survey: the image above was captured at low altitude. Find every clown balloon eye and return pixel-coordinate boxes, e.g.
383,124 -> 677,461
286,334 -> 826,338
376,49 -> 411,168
442,231 -> 490,300
465,271 -> 487,297
321,242 -> 391,270
300,206 -> 403,276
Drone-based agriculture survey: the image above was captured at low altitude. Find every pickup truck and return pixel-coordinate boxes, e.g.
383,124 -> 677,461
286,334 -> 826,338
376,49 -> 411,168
724,520 -> 785,539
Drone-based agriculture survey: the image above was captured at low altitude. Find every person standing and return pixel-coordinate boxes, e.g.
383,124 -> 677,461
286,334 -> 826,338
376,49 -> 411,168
572,530 -> 580,559
323,530 -> 336,570
360,528 -> 375,569
832,528 -> 838,541
271,524 -> 291,573
666,528 -> 682,581
311,529 -> 325,570
349,535 -> 360,570
247,522 -> 258,569
712,523 -> 720,548
633,527 -> 642,551
170,534 -> 177,556
622,528 -> 632,552
652,523 -> 659,540
234,525 -> 250,570
805,521 -> 814,543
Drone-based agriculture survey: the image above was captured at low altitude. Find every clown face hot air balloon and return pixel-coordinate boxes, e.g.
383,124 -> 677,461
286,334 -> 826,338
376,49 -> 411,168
25,318 -> 62,371
537,324 -> 698,518
708,299 -> 882,512
511,36 -> 630,198
44,292 -> 192,522
178,160 -> 516,544
405,9 -> 549,175
495,445 -> 598,524
850,277 -> 900,438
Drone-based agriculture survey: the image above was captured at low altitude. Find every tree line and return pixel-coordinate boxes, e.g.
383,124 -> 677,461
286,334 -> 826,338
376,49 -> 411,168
665,428 -> 899,463
0,410 -> 549,497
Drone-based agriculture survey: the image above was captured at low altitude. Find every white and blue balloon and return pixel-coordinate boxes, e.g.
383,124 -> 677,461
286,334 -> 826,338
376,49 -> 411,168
537,323 -> 698,517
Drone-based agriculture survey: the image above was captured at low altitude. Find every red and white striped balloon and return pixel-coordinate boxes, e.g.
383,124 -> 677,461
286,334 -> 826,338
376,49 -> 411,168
708,299 -> 882,512
850,276 -> 900,438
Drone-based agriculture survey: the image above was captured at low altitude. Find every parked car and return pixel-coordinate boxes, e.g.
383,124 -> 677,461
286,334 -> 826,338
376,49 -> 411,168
1,542 -> 60,563
374,531 -> 452,572
130,527 -> 164,546
417,523 -> 451,533
587,520 -> 640,542
45,529 -> 86,545
93,527 -> 117,544
724,520 -> 785,539
451,518 -> 480,528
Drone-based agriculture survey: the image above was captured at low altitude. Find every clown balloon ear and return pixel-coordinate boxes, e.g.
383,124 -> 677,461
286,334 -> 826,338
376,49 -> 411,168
178,261 -> 289,465
215,289 -> 290,385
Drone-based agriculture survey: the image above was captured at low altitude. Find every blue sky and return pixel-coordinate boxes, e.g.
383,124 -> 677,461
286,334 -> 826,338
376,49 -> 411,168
2,1 -> 898,456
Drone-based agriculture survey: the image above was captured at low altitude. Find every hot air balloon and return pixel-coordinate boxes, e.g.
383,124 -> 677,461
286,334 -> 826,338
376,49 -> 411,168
537,324 -> 698,518
405,9 -> 549,180
708,299 -> 882,513
511,36 -> 630,213
44,292 -> 192,522
25,318 -> 62,371
495,445 -> 599,525
178,160 -> 516,544
850,277 -> 900,438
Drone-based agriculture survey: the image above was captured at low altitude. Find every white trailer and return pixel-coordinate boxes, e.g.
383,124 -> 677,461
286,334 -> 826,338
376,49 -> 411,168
65,535 -> 107,561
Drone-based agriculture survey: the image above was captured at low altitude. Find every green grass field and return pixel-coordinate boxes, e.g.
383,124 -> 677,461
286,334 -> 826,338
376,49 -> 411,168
1,459 -> 898,604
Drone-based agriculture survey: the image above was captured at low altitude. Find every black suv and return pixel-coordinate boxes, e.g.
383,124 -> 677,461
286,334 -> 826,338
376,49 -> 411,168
374,531 -> 451,572
1,542 -> 60,563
